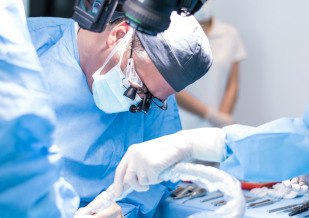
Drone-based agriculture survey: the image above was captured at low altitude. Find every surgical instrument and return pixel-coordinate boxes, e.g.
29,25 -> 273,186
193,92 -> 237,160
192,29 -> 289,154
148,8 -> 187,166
268,201 -> 308,213
288,202 -> 309,216
170,186 -> 185,198
245,196 -> 261,203
268,204 -> 300,213
248,199 -> 276,208
212,199 -> 227,207
173,185 -> 197,200
200,193 -> 224,203
181,188 -> 207,204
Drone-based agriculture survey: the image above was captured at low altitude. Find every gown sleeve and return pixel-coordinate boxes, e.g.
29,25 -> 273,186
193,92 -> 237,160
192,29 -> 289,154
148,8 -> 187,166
221,107 -> 309,182
0,1 -> 79,217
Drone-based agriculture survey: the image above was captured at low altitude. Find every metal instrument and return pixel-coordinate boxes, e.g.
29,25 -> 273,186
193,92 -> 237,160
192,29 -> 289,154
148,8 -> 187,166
245,196 -> 261,203
170,186 -> 185,198
247,199 -> 276,208
268,204 -> 300,213
211,199 -> 227,207
200,193 -> 224,203
288,201 -> 309,216
172,185 -> 197,200
181,188 -> 207,204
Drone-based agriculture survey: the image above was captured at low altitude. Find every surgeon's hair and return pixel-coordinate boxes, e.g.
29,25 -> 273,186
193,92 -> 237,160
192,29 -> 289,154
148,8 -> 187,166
109,18 -> 148,60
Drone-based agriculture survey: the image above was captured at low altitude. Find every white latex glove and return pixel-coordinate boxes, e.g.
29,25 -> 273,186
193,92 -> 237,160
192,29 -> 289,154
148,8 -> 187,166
205,107 -> 233,127
114,128 -> 226,197
75,202 -> 123,218
282,174 -> 309,194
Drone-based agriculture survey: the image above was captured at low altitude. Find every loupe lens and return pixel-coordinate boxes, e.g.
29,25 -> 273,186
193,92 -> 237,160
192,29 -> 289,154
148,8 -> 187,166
123,86 -> 138,100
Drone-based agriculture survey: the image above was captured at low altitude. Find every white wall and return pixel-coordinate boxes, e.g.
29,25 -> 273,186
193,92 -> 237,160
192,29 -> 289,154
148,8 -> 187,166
215,0 -> 309,126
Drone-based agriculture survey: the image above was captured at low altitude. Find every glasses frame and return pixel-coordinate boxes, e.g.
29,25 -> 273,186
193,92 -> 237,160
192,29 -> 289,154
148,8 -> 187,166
122,30 -> 168,113
130,92 -> 167,114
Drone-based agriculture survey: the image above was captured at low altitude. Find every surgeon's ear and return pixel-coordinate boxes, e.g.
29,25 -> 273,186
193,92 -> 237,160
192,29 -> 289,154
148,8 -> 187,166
106,21 -> 131,47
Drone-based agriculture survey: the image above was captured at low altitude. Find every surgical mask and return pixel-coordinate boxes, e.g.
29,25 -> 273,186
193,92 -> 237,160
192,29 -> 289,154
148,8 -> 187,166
194,0 -> 216,22
92,29 -> 142,113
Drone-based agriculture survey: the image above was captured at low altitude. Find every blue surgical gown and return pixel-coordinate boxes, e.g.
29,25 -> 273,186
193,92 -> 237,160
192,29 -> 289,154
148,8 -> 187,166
27,17 -> 181,217
221,106 -> 309,182
0,1 -> 78,218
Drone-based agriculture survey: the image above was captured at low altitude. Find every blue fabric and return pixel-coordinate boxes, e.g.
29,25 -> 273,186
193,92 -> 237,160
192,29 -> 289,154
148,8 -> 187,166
27,17 -> 181,217
221,107 -> 309,182
0,1 -> 79,218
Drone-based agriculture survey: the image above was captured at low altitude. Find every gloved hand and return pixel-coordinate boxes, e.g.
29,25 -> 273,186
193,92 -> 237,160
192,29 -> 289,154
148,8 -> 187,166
75,202 -> 123,218
114,128 -> 226,197
204,107 -> 233,127
282,174 -> 309,194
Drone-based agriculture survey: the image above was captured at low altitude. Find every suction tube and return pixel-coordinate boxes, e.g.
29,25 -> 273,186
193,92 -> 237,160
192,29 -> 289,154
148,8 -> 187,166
76,162 -> 245,218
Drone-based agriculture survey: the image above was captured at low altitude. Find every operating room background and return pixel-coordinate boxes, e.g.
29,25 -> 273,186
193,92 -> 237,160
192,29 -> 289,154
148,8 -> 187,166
22,0 -> 309,126
22,0 -> 75,17
214,0 -> 309,126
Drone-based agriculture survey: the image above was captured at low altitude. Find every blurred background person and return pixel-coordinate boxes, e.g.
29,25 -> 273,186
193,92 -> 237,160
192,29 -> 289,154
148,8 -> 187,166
176,0 -> 247,129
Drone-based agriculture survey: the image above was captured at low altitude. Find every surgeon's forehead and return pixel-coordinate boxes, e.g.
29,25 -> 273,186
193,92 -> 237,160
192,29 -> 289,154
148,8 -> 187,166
134,55 -> 175,99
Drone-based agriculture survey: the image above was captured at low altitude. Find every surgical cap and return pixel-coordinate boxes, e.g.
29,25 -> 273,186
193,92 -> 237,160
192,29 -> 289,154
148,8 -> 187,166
112,12 -> 212,92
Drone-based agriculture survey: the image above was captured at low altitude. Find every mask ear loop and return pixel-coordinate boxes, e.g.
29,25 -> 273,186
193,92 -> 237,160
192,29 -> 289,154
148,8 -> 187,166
123,29 -> 140,100
123,28 -> 135,85
92,28 -> 134,79
129,29 -> 135,59
124,29 -> 143,88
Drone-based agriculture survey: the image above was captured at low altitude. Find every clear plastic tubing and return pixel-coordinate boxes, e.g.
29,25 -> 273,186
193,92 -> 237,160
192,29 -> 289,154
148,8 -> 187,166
77,162 -> 245,218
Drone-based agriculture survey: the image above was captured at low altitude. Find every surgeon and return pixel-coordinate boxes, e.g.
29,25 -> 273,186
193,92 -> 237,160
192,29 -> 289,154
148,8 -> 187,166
114,106 -> 309,196
0,0 -> 79,217
26,6 -> 212,218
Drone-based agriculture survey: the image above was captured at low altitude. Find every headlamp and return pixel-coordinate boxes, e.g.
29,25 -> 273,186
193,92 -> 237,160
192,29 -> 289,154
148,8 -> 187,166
73,0 -> 207,35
